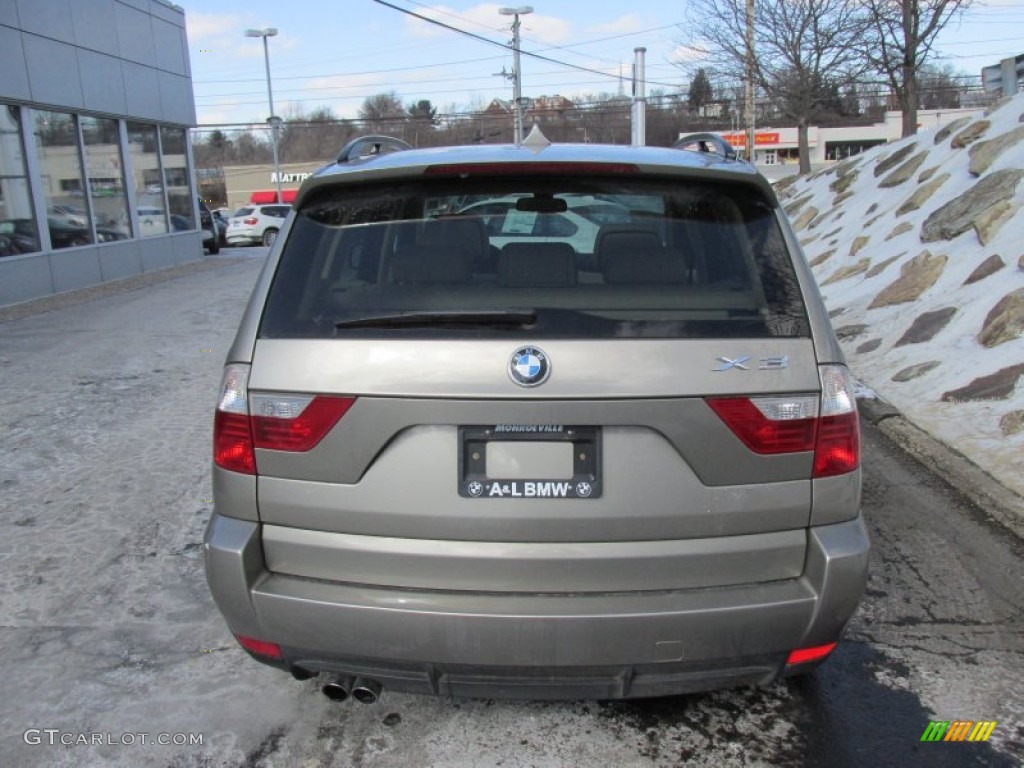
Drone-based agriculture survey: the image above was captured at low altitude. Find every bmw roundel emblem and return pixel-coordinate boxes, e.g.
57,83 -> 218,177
509,346 -> 551,387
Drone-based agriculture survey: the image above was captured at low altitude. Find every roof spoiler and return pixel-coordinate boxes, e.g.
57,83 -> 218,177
335,135 -> 413,164
673,133 -> 739,161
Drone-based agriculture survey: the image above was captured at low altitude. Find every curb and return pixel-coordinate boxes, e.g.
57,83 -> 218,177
858,395 -> 1024,540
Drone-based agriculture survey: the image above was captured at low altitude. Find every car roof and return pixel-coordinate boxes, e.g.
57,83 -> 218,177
295,141 -> 771,209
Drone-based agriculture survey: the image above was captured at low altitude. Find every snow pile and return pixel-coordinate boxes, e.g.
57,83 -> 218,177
776,92 -> 1024,497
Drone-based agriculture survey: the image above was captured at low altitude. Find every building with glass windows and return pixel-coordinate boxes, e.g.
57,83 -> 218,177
0,0 -> 200,307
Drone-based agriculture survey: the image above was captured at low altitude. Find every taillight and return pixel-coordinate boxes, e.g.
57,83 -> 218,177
706,365 -> 860,477
213,364 -> 356,474
243,217 -> 258,225
706,396 -> 818,454
813,365 -> 860,477
786,642 -> 836,665
214,364 -> 255,474
250,394 -> 355,451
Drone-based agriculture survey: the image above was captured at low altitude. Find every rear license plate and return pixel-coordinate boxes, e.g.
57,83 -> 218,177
459,425 -> 601,498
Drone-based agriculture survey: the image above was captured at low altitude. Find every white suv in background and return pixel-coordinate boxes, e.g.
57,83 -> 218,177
226,204 -> 290,247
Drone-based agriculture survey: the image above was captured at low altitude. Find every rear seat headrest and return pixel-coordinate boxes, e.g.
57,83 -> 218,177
499,242 -> 577,287
392,245 -> 472,284
603,246 -> 689,284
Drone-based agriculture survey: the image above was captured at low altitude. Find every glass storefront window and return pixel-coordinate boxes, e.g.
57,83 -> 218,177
128,122 -> 167,237
33,110 -> 93,249
0,103 -> 39,257
160,126 -> 194,231
81,116 -> 131,241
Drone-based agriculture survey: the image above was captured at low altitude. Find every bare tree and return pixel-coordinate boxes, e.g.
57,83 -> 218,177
276,107 -> 356,163
358,92 -> 407,135
573,93 -> 631,145
233,131 -> 272,165
915,61 -> 968,111
682,0 -> 871,174
862,0 -> 972,137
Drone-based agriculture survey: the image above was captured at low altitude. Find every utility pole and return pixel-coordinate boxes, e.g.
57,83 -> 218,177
499,6 -> 533,146
744,0 -> 755,164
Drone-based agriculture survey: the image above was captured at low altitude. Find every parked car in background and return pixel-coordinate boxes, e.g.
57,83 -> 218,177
205,133 -> 869,703
0,217 -> 127,251
0,219 -> 40,256
457,194 -> 631,263
198,198 -> 220,254
48,204 -> 102,229
136,206 -> 168,237
226,204 -> 289,247
212,209 -> 229,247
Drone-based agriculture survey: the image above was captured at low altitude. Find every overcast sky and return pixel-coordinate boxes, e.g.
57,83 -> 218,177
179,0 -> 1024,126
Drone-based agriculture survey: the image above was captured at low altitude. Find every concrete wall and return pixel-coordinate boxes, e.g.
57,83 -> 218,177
0,0 -> 200,307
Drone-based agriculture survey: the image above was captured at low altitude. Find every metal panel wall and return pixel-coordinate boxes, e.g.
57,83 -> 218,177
0,0 -> 199,307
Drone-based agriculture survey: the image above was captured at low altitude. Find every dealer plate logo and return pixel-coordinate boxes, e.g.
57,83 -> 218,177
508,346 -> 551,387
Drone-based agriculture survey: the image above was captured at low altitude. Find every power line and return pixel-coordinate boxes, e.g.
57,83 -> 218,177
193,61 -> 681,103
399,0 -> 681,64
192,78 -> 994,132
193,54 -> 508,86
370,0 -> 680,88
194,76 -> 654,110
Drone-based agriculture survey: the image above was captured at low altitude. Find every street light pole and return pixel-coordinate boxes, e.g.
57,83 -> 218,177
245,27 -> 282,202
499,6 -> 533,146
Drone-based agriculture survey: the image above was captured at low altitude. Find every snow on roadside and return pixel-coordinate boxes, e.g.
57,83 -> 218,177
778,92 -> 1024,498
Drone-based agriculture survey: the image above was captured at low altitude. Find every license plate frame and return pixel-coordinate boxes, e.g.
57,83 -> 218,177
458,425 -> 601,499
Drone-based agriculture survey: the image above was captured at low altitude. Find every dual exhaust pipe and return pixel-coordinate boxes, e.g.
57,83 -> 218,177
321,675 -> 382,704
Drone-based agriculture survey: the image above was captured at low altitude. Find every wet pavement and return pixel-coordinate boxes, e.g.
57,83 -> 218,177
0,251 -> 1021,767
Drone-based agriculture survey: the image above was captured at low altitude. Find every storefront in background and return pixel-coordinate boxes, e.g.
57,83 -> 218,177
221,164 -> 321,212
708,107 -> 978,172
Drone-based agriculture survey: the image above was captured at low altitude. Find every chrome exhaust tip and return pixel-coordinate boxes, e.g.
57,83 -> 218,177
321,675 -> 355,702
351,677 -> 382,704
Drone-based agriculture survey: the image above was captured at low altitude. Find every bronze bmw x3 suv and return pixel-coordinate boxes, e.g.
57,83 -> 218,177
205,133 -> 869,703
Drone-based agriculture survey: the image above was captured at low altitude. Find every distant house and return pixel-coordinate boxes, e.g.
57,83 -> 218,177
526,95 -> 574,119
483,95 -> 575,123
483,99 -> 512,118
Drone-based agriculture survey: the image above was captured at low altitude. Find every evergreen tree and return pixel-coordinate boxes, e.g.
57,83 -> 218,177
688,69 -> 714,113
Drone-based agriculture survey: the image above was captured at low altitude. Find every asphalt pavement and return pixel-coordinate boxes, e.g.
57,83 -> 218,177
0,251 -> 1021,767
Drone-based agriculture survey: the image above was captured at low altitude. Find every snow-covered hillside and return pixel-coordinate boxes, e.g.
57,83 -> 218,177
776,92 -> 1024,498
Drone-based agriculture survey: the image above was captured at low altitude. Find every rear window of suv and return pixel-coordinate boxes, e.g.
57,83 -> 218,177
259,176 -> 810,339
260,205 -> 290,218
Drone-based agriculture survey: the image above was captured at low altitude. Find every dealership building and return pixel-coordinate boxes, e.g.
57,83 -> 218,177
0,0 -> 201,307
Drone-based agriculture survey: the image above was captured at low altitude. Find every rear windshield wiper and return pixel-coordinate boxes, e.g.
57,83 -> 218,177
335,310 -> 537,330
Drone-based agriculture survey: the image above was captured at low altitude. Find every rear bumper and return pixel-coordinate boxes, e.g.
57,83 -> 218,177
204,513 -> 869,699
